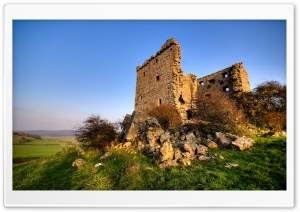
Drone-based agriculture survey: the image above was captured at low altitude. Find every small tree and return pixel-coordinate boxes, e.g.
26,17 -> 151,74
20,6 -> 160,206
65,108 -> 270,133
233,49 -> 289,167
145,104 -> 182,131
74,115 -> 117,150
235,80 -> 286,131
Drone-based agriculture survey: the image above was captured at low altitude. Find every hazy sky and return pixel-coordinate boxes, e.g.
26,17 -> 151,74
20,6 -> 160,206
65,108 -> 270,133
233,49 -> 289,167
13,20 -> 286,130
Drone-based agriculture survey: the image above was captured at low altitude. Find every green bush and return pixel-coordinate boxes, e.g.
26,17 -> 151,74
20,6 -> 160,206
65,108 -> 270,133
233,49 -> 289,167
74,115 -> 117,150
235,81 -> 286,132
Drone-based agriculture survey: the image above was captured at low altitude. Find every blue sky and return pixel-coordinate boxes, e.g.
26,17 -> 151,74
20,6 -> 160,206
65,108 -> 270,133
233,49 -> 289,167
13,20 -> 286,130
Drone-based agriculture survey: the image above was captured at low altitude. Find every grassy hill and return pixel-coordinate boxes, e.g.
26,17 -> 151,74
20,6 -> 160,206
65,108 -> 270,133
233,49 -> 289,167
12,136 -> 286,190
16,130 -> 75,137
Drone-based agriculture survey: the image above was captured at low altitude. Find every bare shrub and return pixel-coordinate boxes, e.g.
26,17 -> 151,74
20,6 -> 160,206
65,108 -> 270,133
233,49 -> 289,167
145,104 -> 182,131
195,90 -> 247,135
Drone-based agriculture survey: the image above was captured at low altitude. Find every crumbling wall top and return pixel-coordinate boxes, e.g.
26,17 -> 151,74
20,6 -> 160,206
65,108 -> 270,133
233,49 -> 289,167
136,38 -> 179,72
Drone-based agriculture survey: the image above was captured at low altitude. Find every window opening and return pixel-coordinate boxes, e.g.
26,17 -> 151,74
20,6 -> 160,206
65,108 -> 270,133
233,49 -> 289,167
179,95 -> 185,104
223,86 -> 229,92
222,72 -> 228,78
156,75 -> 160,81
199,81 -> 205,86
209,79 -> 216,84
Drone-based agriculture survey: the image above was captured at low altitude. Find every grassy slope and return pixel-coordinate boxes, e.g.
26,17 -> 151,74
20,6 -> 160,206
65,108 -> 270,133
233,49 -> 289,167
12,136 -> 286,190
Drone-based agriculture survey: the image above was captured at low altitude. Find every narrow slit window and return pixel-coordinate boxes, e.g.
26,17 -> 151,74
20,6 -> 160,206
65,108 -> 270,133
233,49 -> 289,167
143,72 -> 146,76
156,75 -> 160,82
159,99 -> 162,105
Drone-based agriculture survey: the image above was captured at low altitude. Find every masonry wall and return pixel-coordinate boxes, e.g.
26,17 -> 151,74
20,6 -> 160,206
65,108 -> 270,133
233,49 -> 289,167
134,38 -> 251,122
197,62 -> 251,97
135,38 -> 183,112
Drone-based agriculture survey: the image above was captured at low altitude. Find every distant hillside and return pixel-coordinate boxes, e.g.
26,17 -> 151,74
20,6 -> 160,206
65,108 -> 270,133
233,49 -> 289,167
17,130 -> 75,137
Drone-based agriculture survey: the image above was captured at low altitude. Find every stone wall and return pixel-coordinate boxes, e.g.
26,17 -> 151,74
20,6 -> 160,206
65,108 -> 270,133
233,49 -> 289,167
134,38 -> 251,122
135,38 -> 183,112
197,62 -> 251,97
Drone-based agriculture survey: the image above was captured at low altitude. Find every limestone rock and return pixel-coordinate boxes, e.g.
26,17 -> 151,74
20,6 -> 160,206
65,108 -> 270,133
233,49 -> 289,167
198,155 -> 210,161
146,117 -> 164,146
143,145 -> 156,154
225,133 -> 239,141
185,132 -> 197,143
122,141 -> 132,148
180,135 -> 186,141
174,149 -> 182,160
182,152 -> 197,160
72,158 -> 86,167
123,111 -> 148,142
203,139 -> 218,149
160,132 -> 171,143
160,141 -> 174,161
100,152 -> 112,160
232,136 -> 255,151
178,158 -> 191,166
196,144 -> 208,155
215,132 -> 232,148
183,141 -> 197,155
225,163 -> 239,168
146,117 -> 161,129
137,141 -> 145,151
159,159 -> 178,168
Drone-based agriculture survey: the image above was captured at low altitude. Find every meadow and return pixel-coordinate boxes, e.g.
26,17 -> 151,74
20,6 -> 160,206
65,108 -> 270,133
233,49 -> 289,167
12,135 -> 286,190
13,135 -> 78,163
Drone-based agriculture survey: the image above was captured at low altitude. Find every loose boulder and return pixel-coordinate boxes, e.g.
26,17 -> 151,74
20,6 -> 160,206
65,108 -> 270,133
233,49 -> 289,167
232,136 -> 255,151
159,159 -> 178,168
215,132 -> 232,148
198,155 -> 210,161
196,144 -> 208,155
203,139 -> 218,149
100,151 -> 112,160
72,158 -> 86,167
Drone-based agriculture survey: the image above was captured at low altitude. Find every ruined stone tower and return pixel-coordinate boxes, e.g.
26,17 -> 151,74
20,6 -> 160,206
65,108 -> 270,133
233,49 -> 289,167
135,38 -> 251,122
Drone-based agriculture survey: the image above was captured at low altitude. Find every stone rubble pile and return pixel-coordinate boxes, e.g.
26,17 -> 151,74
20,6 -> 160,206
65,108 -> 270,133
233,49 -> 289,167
120,113 -> 255,168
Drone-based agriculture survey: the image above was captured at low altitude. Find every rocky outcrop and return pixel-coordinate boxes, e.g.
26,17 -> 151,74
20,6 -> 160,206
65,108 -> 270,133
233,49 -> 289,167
120,113 -> 255,168
146,117 -> 164,146
160,140 -> 174,161
122,111 -> 148,142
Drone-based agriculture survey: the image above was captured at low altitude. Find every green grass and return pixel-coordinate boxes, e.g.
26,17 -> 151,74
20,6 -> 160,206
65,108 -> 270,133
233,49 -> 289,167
12,136 -> 286,190
13,135 -> 78,162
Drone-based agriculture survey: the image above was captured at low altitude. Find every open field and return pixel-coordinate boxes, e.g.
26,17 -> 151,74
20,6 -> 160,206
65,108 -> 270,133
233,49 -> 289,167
13,136 -> 286,190
13,135 -> 78,162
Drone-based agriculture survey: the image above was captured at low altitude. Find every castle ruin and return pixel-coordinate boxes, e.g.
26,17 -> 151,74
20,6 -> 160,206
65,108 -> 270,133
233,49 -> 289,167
135,38 -> 251,122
